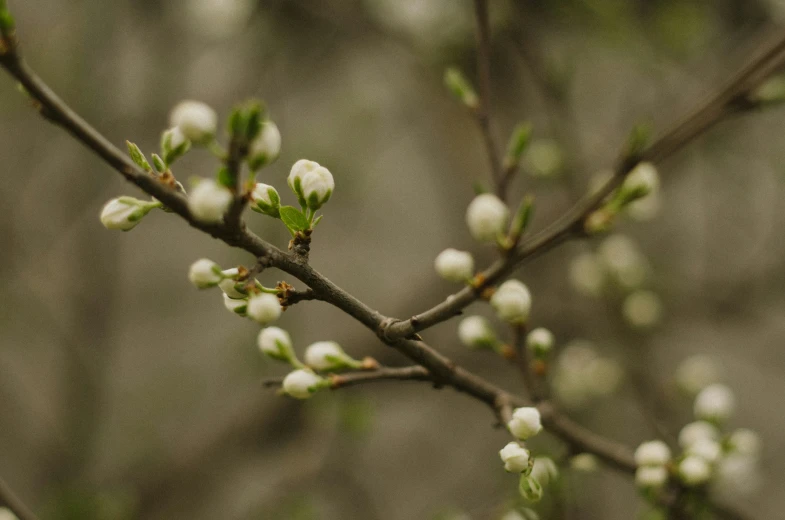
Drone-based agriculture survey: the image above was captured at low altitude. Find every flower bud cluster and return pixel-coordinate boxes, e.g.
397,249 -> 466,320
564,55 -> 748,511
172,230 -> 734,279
498,407 -> 551,503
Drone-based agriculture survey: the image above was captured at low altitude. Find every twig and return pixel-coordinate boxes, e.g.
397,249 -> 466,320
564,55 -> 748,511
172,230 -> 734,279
0,477 -> 39,520
262,366 -> 432,390
472,0 -> 503,191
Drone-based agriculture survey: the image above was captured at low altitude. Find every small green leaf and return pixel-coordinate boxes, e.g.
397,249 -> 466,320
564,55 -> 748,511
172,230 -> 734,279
509,195 -> 534,240
444,67 -> 478,109
0,4 -> 14,33
151,153 -> 166,173
279,206 -> 310,232
311,214 -> 324,228
216,166 -> 233,188
126,141 -> 152,172
504,122 -> 533,167
626,122 -> 651,159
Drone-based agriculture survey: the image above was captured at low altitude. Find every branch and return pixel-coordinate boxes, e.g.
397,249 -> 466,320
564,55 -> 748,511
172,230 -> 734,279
0,477 -> 39,520
262,365 -> 432,389
472,0 -> 503,191
382,30 -> 785,341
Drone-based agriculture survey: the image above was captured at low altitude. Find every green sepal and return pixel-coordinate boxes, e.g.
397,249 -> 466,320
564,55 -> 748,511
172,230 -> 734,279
151,153 -> 166,173
126,141 -> 152,172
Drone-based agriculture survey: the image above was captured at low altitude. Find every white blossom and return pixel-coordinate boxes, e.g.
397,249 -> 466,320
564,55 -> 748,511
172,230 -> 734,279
169,100 -> 217,143
634,440 -> 671,467
100,197 -> 158,231
679,421 -> 720,449
188,178 -> 233,223
223,293 -> 247,315
250,183 -> 281,217
679,455 -> 712,486
288,159 -> 334,210
490,280 -> 532,324
188,258 -> 223,288
465,193 -> 509,242
507,406 -> 542,440
218,268 -> 247,299
282,369 -> 325,399
162,126 -> 189,152
686,438 -> 722,464
499,442 -> 531,473
246,292 -> 282,324
257,327 -> 295,363
694,383 -> 735,422
530,456 -> 559,488
248,121 -> 281,169
457,316 -> 496,349
434,248 -> 474,282
526,328 -> 554,356
636,465 -> 668,488
304,341 -> 357,371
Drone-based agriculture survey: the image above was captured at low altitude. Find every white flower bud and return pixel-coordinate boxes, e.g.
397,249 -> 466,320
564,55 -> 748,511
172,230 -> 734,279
679,421 -> 720,449
162,126 -> 189,155
282,369 -> 326,399
675,355 -> 722,395
530,456 -> 559,488
248,121 -> 281,170
218,268 -> 247,299
188,258 -> 223,288
518,474 -> 543,502
457,316 -> 496,349
169,100 -> 217,143
0,508 -> 19,520
223,293 -> 247,316
570,453 -> 599,472
304,341 -> 358,371
728,429 -> 762,459
465,193 -> 510,242
694,383 -> 735,422
635,465 -> 668,488
568,252 -> 605,296
288,159 -> 334,210
250,183 -> 281,217
686,438 -> 722,464
679,455 -> 712,486
246,292 -> 282,324
490,280 -> 532,324
597,234 -> 648,289
526,328 -> 554,356
188,179 -> 233,223
499,442 -> 531,473
713,454 -> 762,497
525,139 -> 563,178
621,161 -> 659,199
257,327 -> 295,363
434,248 -> 474,282
100,197 -> 158,231
634,440 -> 671,467
508,406 -> 542,440
622,290 -> 662,328
627,190 -> 661,221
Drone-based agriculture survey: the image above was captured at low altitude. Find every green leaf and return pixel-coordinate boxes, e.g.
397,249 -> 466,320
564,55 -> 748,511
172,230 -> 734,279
126,141 -> 152,172
216,166 -> 233,188
509,195 -> 534,239
311,214 -> 323,228
279,206 -> 310,232
505,122 -> 533,167
444,67 -> 478,109
151,153 -> 166,173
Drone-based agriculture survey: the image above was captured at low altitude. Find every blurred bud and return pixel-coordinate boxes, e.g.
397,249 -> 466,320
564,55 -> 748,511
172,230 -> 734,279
525,139 -> 563,178
619,162 -> 659,203
530,456 -> 559,488
434,248 -> 474,282
686,438 -> 722,464
518,473 -> 544,502
161,126 -> 191,165
501,509 -> 540,520
678,421 -> 720,449
508,406 -> 542,440
622,290 -> 663,329
188,258 -> 223,288
0,507 -> 19,520
635,465 -> 668,489
713,454 -> 762,498
490,280 -> 532,324
250,182 -> 281,218
248,121 -> 281,170
444,67 -> 478,109
457,316 -> 497,349
169,100 -> 217,144
526,328 -> 554,357
246,292 -> 282,324
694,384 -> 735,422
627,189 -> 661,221
597,234 -> 648,290
288,159 -> 334,210
675,355 -> 722,395
218,268 -> 247,299
282,368 -> 327,399
223,293 -> 248,316
304,341 -> 361,371
570,453 -> 599,472
679,455 -> 712,486
728,429 -> 762,460
568,252 -> 605,296
503,123 -> 533,170
499,442 -> 531,473
466,193 -> 510,243
257,327 -> 299,365
751,75 -> 785,105
188,178 -> 233,223
634,440 -> 671,467
100,197 -> 160,231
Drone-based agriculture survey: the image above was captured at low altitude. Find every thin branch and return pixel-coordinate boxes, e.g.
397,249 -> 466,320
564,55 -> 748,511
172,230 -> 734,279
0,477 -> 39,520
472,0 -> 503,191
263,366 -> 432,390
382,30 -> 785,341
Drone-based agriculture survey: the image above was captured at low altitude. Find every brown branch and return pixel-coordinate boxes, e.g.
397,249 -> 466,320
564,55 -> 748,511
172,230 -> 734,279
262,365 -> 432,390
0,476 -> 39,520
472,0 -> 503,191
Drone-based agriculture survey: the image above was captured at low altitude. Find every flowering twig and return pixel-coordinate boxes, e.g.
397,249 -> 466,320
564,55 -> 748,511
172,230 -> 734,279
263,365 -> 432,390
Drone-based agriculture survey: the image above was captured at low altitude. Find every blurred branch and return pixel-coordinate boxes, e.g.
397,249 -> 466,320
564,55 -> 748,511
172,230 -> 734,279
262,366 -> 432,389
472,0 -> 503,191
0,477 -> 39,520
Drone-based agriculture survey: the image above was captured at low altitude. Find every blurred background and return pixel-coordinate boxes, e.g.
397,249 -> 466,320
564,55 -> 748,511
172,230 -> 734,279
1,0 -> 785,518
